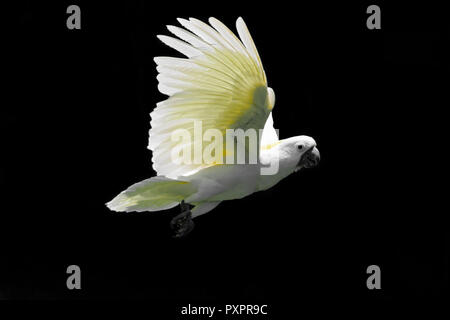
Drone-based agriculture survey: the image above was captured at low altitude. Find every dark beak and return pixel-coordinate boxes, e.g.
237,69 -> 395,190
298,146 -> 320,169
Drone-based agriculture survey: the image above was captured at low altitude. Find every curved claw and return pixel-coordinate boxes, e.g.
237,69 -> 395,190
170,201 -> 195,238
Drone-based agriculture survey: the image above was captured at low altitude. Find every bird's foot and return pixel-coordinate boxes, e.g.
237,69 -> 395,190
170,201 -> 194,238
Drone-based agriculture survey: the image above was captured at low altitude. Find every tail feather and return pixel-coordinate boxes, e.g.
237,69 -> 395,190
106,176 -> 196,212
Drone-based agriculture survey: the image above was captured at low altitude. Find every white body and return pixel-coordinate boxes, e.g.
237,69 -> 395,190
106,17 -> 320,219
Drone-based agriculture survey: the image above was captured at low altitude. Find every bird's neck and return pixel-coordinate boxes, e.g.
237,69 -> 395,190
257,145 -> 296,191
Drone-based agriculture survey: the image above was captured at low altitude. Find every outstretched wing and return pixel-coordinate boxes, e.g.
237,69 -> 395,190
149,17 -> 274,179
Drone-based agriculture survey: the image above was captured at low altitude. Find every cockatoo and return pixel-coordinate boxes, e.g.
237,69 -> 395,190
107,17 -> 320,237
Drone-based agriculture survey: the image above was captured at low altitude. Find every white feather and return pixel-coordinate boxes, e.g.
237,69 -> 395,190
166,25 -> 212,51
189,18 -> 235,51
150,17 -> 271,178
208,17 -> 248,54
260,112 -> 279,149
235,17 -> 266,82
156,35 -> 202,58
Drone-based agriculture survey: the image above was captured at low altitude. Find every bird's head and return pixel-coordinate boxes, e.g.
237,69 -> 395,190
278,136 -> 320,173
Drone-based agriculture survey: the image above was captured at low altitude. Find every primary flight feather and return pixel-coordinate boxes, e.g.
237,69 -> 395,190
107,17 -> 320,237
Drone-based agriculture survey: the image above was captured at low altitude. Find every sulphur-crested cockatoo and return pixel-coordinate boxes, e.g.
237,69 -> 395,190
107,17 -> 320,237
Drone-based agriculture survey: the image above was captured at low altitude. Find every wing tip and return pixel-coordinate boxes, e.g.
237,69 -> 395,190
106,194 -> 128,212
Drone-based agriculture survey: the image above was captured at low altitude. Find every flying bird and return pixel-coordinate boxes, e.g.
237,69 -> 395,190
107,17 -> 320,237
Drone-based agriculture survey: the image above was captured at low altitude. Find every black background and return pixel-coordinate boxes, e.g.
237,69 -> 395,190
2,0 -> 449,315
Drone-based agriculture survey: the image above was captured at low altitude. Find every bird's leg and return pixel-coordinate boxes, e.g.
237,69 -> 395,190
170,200 -> 195,238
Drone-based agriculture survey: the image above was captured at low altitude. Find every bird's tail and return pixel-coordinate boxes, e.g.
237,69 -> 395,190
106,176 -> 196,212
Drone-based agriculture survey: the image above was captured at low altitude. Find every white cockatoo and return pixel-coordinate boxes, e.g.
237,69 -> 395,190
107,17 -> 320,237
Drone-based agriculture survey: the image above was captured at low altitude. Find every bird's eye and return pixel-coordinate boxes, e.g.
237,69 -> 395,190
297,145 -> 304,151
